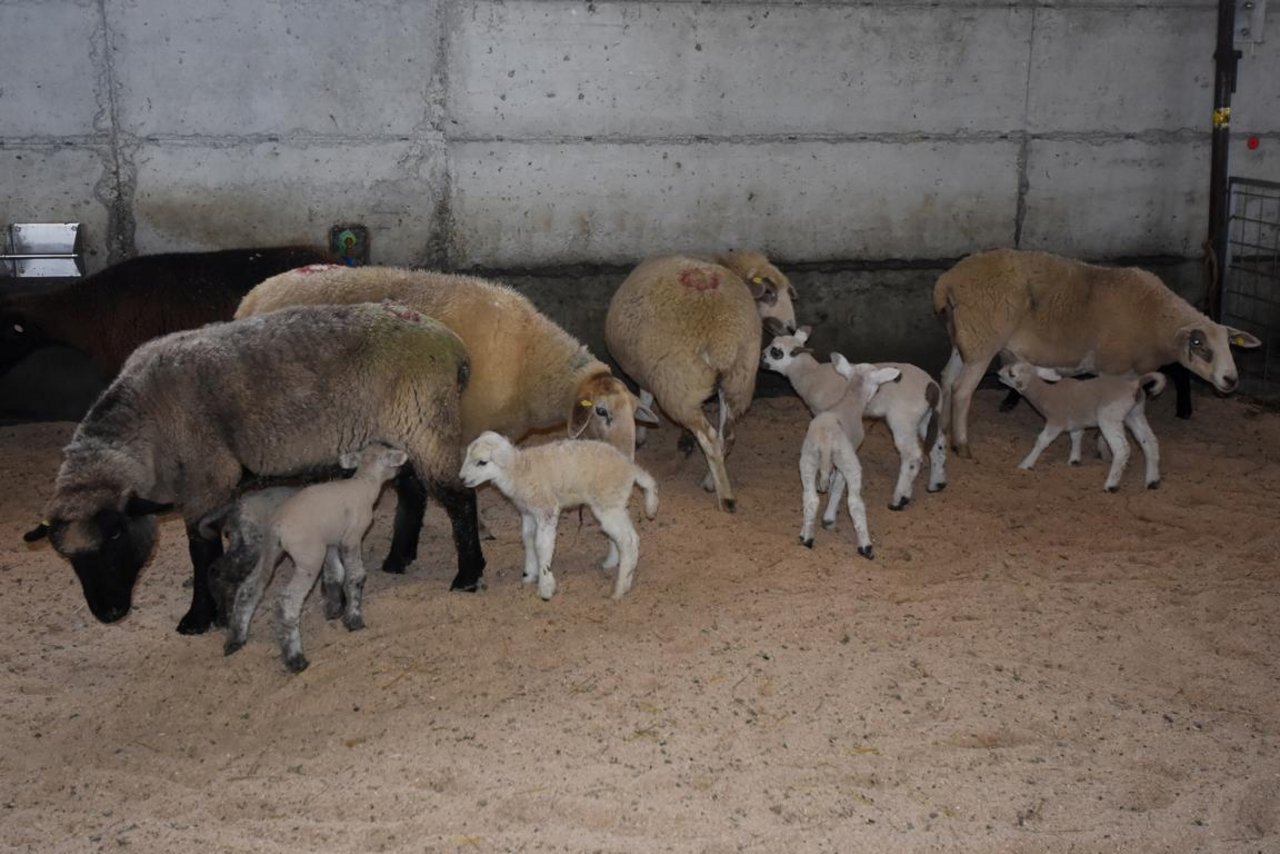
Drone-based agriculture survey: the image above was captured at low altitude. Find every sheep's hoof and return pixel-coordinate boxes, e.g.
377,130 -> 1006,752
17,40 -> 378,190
223,638 -> 245,657
927,482 -> 947,493
449,570 -> 486,592
857,545 -> 874,560
323,601 -> 343,621
381,556 -> 410,575
1069,460 -> 1081,467
1147,480 -> 1161,490
720,498 -> 737,513
821,518 -> 837,530
888,498 -> 909,512
343,614 -> 365,632
177,609 -> 213,635
285,653 -> 310,674
800,536 -> 814,549
1105,485 -> 1119,494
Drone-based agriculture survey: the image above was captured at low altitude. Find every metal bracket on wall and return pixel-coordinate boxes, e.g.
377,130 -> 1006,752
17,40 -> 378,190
1240,0 -> 1267,44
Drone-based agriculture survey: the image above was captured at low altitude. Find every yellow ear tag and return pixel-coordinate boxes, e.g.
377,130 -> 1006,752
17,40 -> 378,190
1233,335 -> 1246,346
751,276 -> 763,284
580,399 -> 592,407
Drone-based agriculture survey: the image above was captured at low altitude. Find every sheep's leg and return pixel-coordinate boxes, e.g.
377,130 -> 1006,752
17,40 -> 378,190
888,413 -> 923,510
179,523 -> 224,635
533,511 -> 559,601
225,541 -> 280,655
520,512 -> 538,583
1124,408 -> 1161,489
1168,362 -> 1192,419
596,506 -> 640,599
822,470 -> 846,529
948,356 -> 992,459
434,482 -> 487,592
384,466 -> 427,574
697,393 -> 732,494
278,542 -> 326,673
835,451 -> 874,559
321,546 -> 345,620
924,419 -> 948,493
693,423 -> 736,512
1098,420 -> 1131,492
799,452 -> 822,547
1019,424 -> 1063,470
635,389 -> 656,448
939,348 -> 962,435
338,541 -> 368,632
1067,430 -> 1085,466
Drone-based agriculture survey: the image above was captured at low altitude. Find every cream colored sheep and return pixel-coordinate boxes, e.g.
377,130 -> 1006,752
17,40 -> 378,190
605,251 -> 796,512
996,361 -> 1165,492
236,264 -> 657,579
225,443 -> 408,673
761,327 -> 948,510
798,357 -> 902,557
460,432 -> 659,600
934,248 -> 1261,458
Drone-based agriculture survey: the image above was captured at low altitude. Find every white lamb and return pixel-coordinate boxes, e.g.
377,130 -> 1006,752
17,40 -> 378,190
996,361 -> 1166,492
225,443 -> 408,673
459,432 -> 659,600
761,327 -> 947,509
798,356 -> 902,557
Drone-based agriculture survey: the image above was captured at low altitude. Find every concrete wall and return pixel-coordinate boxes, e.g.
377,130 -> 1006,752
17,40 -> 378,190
2,0 -> 1277,382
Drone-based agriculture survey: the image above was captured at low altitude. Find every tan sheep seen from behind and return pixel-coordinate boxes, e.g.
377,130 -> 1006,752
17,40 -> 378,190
934,248 -> 1261,458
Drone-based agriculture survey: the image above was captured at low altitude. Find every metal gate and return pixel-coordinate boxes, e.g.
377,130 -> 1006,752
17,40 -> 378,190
1221,177 -> 1280,401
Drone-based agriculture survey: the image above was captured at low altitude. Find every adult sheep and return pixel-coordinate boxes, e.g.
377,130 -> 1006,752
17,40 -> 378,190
934,248 -> 1261,458
1,245 -> 334,380
235,264 -> 656,575
22,302 -> 479,636
605,251 -> 798,512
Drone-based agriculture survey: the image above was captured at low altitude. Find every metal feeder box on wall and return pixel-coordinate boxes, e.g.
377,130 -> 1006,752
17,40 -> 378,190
1,223 -> 85,278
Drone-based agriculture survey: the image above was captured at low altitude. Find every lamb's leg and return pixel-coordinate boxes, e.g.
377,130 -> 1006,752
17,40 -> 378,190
835,451 -> 873,559
948,357 -> 992,459
179,523 -> 224,635
278,542 -> 326,673
520,512 -> 538,583
822,470 -> 846,529
799,451 -> 821,547
888,413 -> 923,510
1124,408 -> 1161,489
596,506 -> 640,599
1098,420 -> 1131,492
602,538 -> 620,571
533,511 -> 559,601
225,541 -> 280,656
338,542 -> 368,632
1068,430 -> 1085,466
1019,424 -> 1063,470
321,546 -> 345,620
925,424 -> 948,493
384,465 -> 427,574
635,389 -> 656,448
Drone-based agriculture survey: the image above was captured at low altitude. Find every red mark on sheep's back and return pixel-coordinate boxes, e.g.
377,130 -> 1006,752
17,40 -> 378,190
380,300 -> 424,323
678,268 -> 720,291
296,264 -> 341,275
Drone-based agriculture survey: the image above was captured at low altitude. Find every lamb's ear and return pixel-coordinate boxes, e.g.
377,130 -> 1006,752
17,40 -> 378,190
23,520 -> 50,543
1226,327 -> 1262,349
830,352 -> 852,378
794,325 -> 812,345
125,495 -> 174,516
633,397 -> 660,427
338,451 -> 361,470
384,449 -> 409,467
569,398 -> 594,438
1034,366 -> 1063,383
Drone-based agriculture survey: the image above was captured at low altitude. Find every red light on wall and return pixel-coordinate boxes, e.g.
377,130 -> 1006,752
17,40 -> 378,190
1247,135 -> 1260,150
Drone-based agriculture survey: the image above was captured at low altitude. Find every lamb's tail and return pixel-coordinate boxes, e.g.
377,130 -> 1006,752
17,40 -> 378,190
818,441 -> 835,491
635,467 -> 660,519
1140,371 -> 1167,398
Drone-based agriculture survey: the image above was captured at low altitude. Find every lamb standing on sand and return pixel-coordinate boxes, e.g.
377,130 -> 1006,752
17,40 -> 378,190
225,443 -> 408,673
996,361 -> 1165,492
460,432 -> 659,601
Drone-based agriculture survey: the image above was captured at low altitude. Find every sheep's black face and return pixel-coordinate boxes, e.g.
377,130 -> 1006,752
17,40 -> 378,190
50,510 -> 159,624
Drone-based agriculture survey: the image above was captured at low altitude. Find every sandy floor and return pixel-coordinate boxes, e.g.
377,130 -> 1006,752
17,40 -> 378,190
3,388 -> 1279,853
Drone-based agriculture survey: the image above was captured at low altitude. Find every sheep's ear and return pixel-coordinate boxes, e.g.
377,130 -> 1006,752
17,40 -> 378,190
23,520 -> 50,543
125,495 -> 173,516
569,398 -> 594,438
795,326 -> 812,345
870,367 -> 902,386
633,399 -> 660,427
385,449 -> 409,467
761,316 -> 790,339
339,451 -> 361,469
1226,327 -> 1261,349
1034,366 -> 1063,383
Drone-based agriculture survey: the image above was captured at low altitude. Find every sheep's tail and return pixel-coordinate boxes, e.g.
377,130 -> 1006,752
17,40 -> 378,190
923,381 -> 941,450
634,467 -> 659,519
1140,371 -> 1167,398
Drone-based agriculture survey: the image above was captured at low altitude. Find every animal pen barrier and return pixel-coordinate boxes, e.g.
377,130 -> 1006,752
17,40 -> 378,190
1221,177 -> 1280,402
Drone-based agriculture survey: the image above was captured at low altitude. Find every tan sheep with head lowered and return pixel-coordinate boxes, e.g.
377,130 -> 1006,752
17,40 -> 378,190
236,264 -> 657,575
605,251 -> 797,512
934,248 -> 1261,458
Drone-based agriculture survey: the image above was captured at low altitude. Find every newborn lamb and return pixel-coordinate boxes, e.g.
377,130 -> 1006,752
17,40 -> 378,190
225,443 -> 408,672
460,432 -> 658,600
